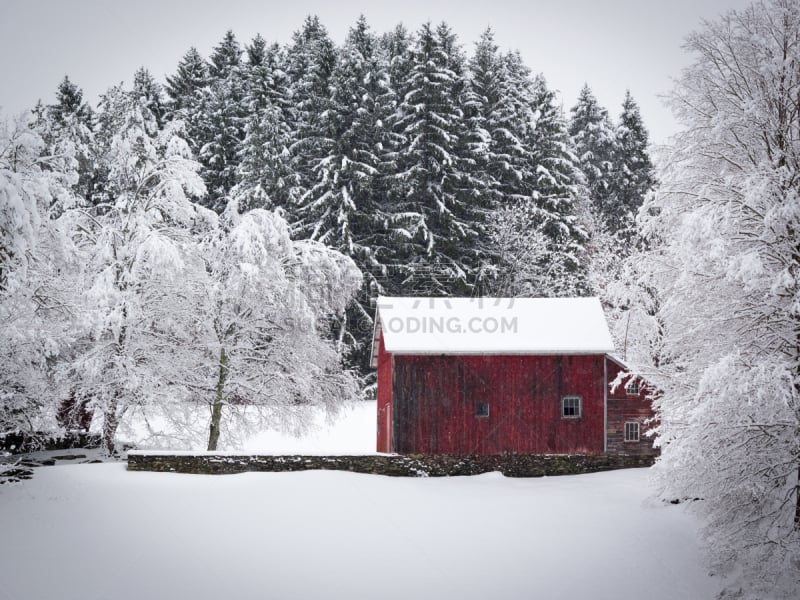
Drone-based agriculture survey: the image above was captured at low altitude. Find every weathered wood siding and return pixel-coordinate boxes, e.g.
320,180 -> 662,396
391,354 -> 606,455
605,358 -> 659,457
376,335 -> 393,452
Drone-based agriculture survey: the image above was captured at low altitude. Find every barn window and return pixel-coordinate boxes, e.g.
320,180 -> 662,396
624,422 -> 640,442
625,380 -> 640,395
561,396 -> 581,418
476,402 -> 490,417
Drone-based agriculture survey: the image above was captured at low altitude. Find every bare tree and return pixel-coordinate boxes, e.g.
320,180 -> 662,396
65,85 -> 211,454
174,202 -> 362,451
637,2 -> 800,596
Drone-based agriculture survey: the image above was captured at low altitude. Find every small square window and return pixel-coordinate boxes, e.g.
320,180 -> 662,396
476,402 -> 489,417
624,422 -> 640,442
625,380 -> 640,395
562,396 -> 581,418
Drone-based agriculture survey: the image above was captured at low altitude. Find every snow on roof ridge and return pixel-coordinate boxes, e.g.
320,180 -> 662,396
370,296 -> 615,366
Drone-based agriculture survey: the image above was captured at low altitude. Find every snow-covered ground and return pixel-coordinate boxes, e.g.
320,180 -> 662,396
116,399 -> 378,454
0,463 -> 721,600
239,399 -> 376,454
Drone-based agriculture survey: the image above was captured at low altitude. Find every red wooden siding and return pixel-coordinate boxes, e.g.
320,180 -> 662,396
390,354 -> 606,455
376,335 -> 393,452
605,357 -> 659,457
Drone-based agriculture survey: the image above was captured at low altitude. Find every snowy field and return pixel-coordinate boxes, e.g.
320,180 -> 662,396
239,399 -> 376,454
0,463 -> 721,600
116,399 -> 379,454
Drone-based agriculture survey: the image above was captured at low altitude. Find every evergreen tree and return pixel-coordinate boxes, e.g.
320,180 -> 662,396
379,24 -> 415,161
464,29 -> 506,208
284,15 -> 338,213
296,17 -> 389,253
242,35 -> 287,113
196,31 -> 248,212
375,23 -> 417,282
391,22 -> 479,295
39,76 -> 96,205
48,76 -> 92,125
610,91 -> 656,238
490,75 -> 589,298
132,67 -> 166,128
164,47 -> 210,178
530,75 -> 588,283
464,38 -> 543,287
233,35 -> 295,211
569,84 -> 616,222
380,24 -> 415,102
165,47 -> 209,111
293,16 -> 395,367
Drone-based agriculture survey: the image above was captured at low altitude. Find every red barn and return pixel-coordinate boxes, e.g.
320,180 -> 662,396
371,297 -> 658,457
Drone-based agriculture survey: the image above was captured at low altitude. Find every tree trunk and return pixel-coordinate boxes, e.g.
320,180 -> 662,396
794,352 -> 800,529
102,396 -> 119,456
207,347 -> 228,451
795,462 -> 800,528
793,240 -> 800,529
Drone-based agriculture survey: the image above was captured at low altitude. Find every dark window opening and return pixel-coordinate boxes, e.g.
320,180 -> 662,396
562,396 -> 581,418
476,402 -> 490,417
625,422 -> 640,442
625,380 -> 640,395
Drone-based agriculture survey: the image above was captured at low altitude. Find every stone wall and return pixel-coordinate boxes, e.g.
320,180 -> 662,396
127,452 -> 655,477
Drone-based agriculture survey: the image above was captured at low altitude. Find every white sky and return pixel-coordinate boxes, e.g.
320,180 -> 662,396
0,0 -> 753,143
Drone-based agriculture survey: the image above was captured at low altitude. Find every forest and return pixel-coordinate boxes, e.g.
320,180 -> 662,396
1,15 -> 655,448
1,2 -> 799,597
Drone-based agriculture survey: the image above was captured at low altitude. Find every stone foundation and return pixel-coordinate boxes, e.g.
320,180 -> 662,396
127,452 -> 655,477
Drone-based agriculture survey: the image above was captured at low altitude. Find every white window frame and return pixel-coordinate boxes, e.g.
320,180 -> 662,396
625,380 -> 640,395
561,396 -> 582,419
624,422 -> 640,442
476,402 -> 490,418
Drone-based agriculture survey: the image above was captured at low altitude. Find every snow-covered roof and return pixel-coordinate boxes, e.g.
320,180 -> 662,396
370,296 -> 615,366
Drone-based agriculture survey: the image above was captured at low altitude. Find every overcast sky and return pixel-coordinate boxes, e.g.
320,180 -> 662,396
0,0 -> 753,143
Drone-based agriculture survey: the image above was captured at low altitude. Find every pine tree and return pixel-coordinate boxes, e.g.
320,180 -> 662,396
296,17 -> 388,252
165,47 -> 209,111
292,16 -> 395,367
464,38 -> 544,287
464,29 -> 506,208
374,23 -> 417,288
39,76 -> 96,205
610,91 -> 656,238
164,47 -> 210,178
380,24 -> 415,101
391,22 -> 479,296
569,84 -> 616,222
132,67 -> 166,128
48,76 -> 91,125
242,35 -> 287,112
195,31 -> 248,212
530,75 -> 588,288
233,35 -> 295,211
490,74 -> 589,297
234,106 -> 293,212
284,16 -> 338,213
379,24 -> 415,159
